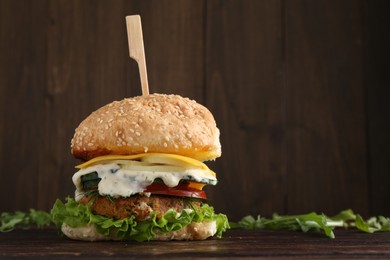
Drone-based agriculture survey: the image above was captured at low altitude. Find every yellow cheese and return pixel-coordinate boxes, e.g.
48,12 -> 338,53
75,153 -> 215,177
187,181 -> 206,190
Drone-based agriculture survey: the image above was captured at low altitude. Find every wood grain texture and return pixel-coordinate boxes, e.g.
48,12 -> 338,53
0,0 -> 389,218
205,0 -> 285,220
0,0 -> 48,211
285,0 -> 368,215
363,0 -> 390,216
1,229 -> 390,258
0,0 -> 205,212
123,0 -> 205,100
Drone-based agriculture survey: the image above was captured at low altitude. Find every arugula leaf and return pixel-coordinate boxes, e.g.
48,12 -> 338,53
355,214 -> 390,233
0,209 -> 52,232
231,212 -> 335,238
231,209 -> 390,239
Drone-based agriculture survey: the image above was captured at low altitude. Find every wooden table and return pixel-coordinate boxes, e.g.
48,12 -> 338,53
1,228 -> 390,259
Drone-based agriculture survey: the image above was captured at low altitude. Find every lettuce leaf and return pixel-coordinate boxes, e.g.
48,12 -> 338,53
50,197 -> 229,241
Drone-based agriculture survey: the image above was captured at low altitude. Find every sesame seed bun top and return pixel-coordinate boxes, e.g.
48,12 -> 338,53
71,94 -> 221,161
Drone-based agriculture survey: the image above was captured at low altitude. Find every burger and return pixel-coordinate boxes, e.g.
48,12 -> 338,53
51,93 -> 229,241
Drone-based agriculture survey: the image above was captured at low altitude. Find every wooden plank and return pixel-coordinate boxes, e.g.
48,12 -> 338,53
363,0 -> 390,216
2,0 -> 386,220
205,0 -> 285,220
285,0 -> 368,215
0,0 -> 48,211
1,229 -> 390,258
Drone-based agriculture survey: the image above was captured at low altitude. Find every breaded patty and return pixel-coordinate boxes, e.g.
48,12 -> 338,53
80,195 -> 201,221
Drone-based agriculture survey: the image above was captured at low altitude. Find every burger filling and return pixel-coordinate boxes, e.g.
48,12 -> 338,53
51,153 -> 229,241
72,153 -> 217,220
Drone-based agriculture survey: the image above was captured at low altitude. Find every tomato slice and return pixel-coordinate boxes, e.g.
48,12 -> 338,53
144,182 -> 207,200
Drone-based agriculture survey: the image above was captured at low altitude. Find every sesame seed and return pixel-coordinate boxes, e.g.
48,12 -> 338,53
163,142 -> 168,148
129,129 -> 135,133
135,131 -> 141,136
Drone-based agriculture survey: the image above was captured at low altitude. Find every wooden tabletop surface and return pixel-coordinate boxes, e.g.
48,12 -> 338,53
1,228 -> 390,259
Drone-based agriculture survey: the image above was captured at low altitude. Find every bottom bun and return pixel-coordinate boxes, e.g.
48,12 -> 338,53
61,221 -> 217,241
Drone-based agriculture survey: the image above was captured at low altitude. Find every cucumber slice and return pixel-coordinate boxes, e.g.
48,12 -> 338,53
81,172 -> 101,190
83,179 -> 101,188
182,175 -> 217,185
80,172 -> 99,182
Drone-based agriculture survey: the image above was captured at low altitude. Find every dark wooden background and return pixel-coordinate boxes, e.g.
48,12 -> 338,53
0,0 -> 389,221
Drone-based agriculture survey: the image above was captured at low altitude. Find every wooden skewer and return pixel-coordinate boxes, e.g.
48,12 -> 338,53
126,15 -> 149,96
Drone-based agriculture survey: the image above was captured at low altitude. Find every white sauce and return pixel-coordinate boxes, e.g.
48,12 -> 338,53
72,163 -> 217,201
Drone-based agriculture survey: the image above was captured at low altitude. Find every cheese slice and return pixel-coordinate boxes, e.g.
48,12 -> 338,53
76,153 -> 215,177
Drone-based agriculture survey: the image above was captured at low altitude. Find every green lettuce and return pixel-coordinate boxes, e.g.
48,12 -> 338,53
51,197 -> 229,242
